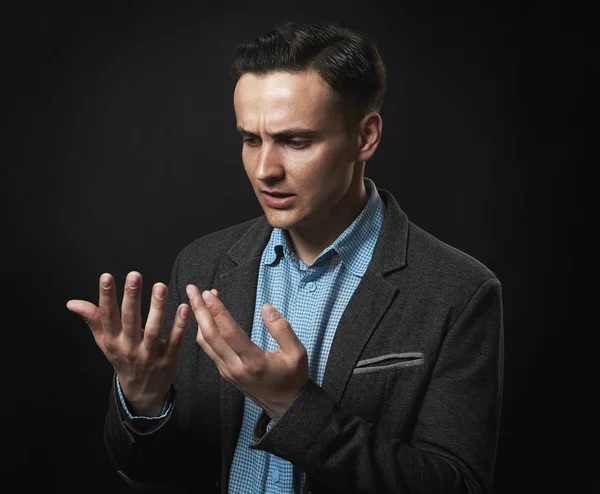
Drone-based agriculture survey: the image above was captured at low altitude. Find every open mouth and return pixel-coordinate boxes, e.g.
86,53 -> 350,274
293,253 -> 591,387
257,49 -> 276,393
267,192 -> 295,197
261,192 -> 297,208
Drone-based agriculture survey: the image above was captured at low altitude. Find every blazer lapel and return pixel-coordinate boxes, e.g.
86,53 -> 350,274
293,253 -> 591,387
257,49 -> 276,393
215,216 -> 273,487
322,189 -> 409,402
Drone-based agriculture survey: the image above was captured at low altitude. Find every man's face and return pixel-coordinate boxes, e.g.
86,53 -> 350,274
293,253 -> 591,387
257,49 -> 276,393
233,69 -> 360,233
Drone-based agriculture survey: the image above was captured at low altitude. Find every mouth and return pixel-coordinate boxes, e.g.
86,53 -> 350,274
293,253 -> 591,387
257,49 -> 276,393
262,191 -> 296,198
261,191 -> 297,208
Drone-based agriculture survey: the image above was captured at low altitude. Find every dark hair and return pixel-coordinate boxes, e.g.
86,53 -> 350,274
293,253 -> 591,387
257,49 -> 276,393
230,21 -> 386,131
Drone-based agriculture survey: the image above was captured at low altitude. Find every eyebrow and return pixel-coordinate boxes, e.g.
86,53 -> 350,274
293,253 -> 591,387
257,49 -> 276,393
236,126 -> 319,139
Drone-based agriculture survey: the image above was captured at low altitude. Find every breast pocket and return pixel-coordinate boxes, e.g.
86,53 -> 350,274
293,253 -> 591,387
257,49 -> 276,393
352,352 -> 426,375
342,351 -> 427,424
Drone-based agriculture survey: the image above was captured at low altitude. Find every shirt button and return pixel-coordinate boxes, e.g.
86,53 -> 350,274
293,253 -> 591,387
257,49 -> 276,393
272,470 -> 280,483
306,282 -> 316,292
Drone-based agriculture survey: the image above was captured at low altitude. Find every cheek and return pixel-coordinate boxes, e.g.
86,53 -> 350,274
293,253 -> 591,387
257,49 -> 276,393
299,145 -> 351,185
285,152 -> 319,177
287,142 -> 344,175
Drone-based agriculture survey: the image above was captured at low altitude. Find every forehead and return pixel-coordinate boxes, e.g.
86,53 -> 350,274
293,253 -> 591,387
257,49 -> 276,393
233,69 -> 342,130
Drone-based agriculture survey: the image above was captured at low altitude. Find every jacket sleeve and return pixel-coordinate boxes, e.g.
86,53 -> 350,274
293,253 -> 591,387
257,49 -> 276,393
249,277 -> 504,494
103,378 -> 185,492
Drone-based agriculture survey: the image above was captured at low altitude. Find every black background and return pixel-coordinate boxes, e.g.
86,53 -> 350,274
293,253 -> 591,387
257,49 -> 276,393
3,1 -> 582,492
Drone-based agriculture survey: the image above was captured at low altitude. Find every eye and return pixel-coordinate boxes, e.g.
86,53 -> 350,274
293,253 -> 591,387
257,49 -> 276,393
288,140 -> 310,149
242,137 -> 261,147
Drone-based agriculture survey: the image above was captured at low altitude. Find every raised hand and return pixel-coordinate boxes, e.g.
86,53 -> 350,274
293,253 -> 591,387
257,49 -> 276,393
66,271 -> 191,416
186,284 -> 308,421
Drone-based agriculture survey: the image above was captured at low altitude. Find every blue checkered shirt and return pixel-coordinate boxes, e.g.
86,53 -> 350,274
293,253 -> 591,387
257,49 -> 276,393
118,177 -> 385,493
228,177 -> 384,493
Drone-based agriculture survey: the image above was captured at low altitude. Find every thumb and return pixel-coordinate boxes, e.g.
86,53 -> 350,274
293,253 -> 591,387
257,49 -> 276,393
66,300 -> 103,342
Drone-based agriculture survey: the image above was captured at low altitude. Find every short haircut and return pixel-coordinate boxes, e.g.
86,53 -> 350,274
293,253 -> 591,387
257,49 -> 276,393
230,21 -> 387,131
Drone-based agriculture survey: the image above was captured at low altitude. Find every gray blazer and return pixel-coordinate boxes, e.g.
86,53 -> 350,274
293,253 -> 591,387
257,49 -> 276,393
104,187 -> 504,494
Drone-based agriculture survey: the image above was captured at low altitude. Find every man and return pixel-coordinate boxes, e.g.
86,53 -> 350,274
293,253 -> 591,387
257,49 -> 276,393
67,21 -> 503,494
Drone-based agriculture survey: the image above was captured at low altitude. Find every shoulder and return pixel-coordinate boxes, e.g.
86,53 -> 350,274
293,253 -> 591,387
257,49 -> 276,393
393,221 -> 502,332
411,222 -> 496,279
404,221 -> 500,299
176,215 -> 264,267
376,188 -> 497,292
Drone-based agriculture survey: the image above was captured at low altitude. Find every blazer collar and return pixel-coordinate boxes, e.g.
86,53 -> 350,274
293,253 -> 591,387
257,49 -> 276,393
223,186 -> 408,276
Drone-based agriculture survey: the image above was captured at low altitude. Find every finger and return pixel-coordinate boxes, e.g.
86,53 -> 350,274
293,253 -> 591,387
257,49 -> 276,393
98,273 -> 122,336
201,290 -> 261,361
165,304 -> 190,360
261,303 -> 303,356
121,271 -> 143,341
195,311 -> 227,370
211,289 -> 219,297
143,282 -> 168,355
186,285 -> 241,366
66,299 -> 103,343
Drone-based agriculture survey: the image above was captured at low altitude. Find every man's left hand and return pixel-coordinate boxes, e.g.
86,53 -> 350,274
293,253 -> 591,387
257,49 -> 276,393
186,284 -> 308,421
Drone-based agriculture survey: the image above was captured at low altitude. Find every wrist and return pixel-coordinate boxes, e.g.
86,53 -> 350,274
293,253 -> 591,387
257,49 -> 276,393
117,377 -> 170,417
126,394 -> 169,417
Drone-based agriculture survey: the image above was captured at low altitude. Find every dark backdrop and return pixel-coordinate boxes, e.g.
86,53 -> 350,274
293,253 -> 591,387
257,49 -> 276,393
3,1 -> 581,492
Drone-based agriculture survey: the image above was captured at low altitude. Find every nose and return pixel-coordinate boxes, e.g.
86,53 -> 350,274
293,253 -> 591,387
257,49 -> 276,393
255,141 -> 284,182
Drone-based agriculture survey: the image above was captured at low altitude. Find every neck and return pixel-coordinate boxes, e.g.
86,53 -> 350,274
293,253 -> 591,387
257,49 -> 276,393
286,176 -> 369,266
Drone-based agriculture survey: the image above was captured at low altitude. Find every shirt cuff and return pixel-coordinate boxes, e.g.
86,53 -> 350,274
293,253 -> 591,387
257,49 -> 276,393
115,374 -> 172,421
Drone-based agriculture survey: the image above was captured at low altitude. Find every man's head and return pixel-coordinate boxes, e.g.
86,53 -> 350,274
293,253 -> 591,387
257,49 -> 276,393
231,21 -> 386,243
231,21 -> 386,134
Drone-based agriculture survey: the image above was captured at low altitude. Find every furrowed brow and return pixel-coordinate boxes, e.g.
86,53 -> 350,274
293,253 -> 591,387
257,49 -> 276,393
236,126 -> 253,136
236,126 -> 318,139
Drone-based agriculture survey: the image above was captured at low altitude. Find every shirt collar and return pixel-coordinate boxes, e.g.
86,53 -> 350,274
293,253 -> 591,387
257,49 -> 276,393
263,177 -> 384,278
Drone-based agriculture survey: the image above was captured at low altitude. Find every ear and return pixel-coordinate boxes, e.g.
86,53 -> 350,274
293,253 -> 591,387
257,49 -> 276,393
355,112 -> 383,162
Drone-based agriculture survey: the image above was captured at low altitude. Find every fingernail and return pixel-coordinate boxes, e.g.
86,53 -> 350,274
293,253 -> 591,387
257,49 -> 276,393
186,285 -> 194,299
100,274 -> 111,288
128,274 -> 139,288
180,305 -> 189,317
266,304 -> 278,321
154,285 -> 166,300
202,291 -> 212,307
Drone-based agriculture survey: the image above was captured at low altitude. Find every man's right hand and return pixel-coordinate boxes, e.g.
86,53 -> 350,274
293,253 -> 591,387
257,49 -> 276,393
66,271 -> 191,417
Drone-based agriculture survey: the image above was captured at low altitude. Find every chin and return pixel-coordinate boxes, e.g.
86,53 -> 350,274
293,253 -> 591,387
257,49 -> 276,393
264,215 -> 294,230
262,210 -> 300,231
